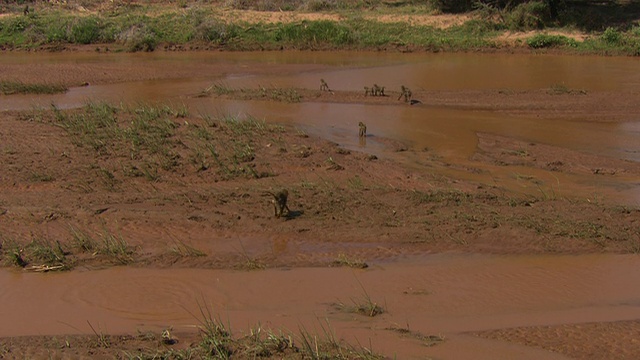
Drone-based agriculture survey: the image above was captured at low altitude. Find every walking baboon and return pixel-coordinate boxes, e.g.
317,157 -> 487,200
23,5 -> 29,15
264,189 -> 290,218
358,122 -> 367,138
398,85 -> 412,102
320,78 -> 330,92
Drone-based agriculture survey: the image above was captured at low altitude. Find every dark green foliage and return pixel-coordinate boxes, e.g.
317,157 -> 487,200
71,16 -> 101,44
503,1 -> 549,30
601,26 -> 621,44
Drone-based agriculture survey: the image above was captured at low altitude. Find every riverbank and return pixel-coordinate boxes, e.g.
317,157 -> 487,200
0,1 -> 639,55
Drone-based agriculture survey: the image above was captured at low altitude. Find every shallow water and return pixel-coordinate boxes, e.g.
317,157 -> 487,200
1,51 -> 639,204
1,254 -> 639,358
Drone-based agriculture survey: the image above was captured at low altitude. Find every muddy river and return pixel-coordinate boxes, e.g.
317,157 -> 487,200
2,51 -> 640,203
2,254 -> 640,358
2,51 -> 640,358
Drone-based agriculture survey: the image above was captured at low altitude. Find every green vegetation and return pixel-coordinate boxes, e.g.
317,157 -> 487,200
47,101 -> 278,182
70,226 -> 136,265
0,80 -> 67,95
201,83 -> 303,102
1,236 -> 73,271
0,0 -> 637,54
526,33 -> 577,49
111,305 -> 385,359
333,281 -> 385,317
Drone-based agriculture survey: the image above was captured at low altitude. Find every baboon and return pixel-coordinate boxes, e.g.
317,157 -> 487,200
23,5 -> 29,15
364,86 -> 371,96
372,84 -> 386,96
372,84 -> 380,96
264,189 -> 290,218
358,122 -> 367,138
398,85 -> 412,102
320,78 -> 330,92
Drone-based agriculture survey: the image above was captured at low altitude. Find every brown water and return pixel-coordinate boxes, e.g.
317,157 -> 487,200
1,51 -> 639,203
1,254 -> 640,358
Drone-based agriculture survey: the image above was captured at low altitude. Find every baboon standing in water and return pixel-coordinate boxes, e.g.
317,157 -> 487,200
359,122 -> 367,138
265,189 -> 290,218
320,79 -> 330,92
398,85 -> 412,102
364,86 -> 371,96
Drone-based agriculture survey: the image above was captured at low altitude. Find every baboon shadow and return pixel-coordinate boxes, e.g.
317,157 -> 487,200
284,210 -> 304,220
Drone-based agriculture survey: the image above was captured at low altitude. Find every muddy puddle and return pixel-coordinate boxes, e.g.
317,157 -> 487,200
1,254 -> 640,358
2,51 -> 639,204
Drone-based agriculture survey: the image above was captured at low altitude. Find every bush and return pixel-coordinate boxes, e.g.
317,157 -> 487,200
119,24 -> 157,52
432,0 -> 474,13
71,17 -> 101,44
503,1 -> 548,31
601,27 -> 621,45
195,21 -> 239,44
3,16 -> 28,35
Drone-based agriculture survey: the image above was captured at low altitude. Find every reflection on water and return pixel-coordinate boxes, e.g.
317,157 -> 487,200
1,52 -> 640,203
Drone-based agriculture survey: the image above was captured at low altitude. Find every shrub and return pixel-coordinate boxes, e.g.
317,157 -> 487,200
195,20 -> 239,44
71,17 -> 101,44
503,1 -> 548,31
118,24 -> 157,52
601,27 -> 621,45
432,0 -> 474,13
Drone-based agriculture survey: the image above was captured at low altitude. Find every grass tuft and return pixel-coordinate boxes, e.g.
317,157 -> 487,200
333,281 -> 384,317
332,253 -> 369,269
0,81 -> 67,95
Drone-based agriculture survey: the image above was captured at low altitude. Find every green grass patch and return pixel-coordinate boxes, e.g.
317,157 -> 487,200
1,236 -> 73,271
69,226 -> 136,265
50,101 -> 282,182
3,3 -> 640,54
526,33 -> 578,49
332,280 -> 384,317
0,80 -> 67,95
201,84 -> 302,102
